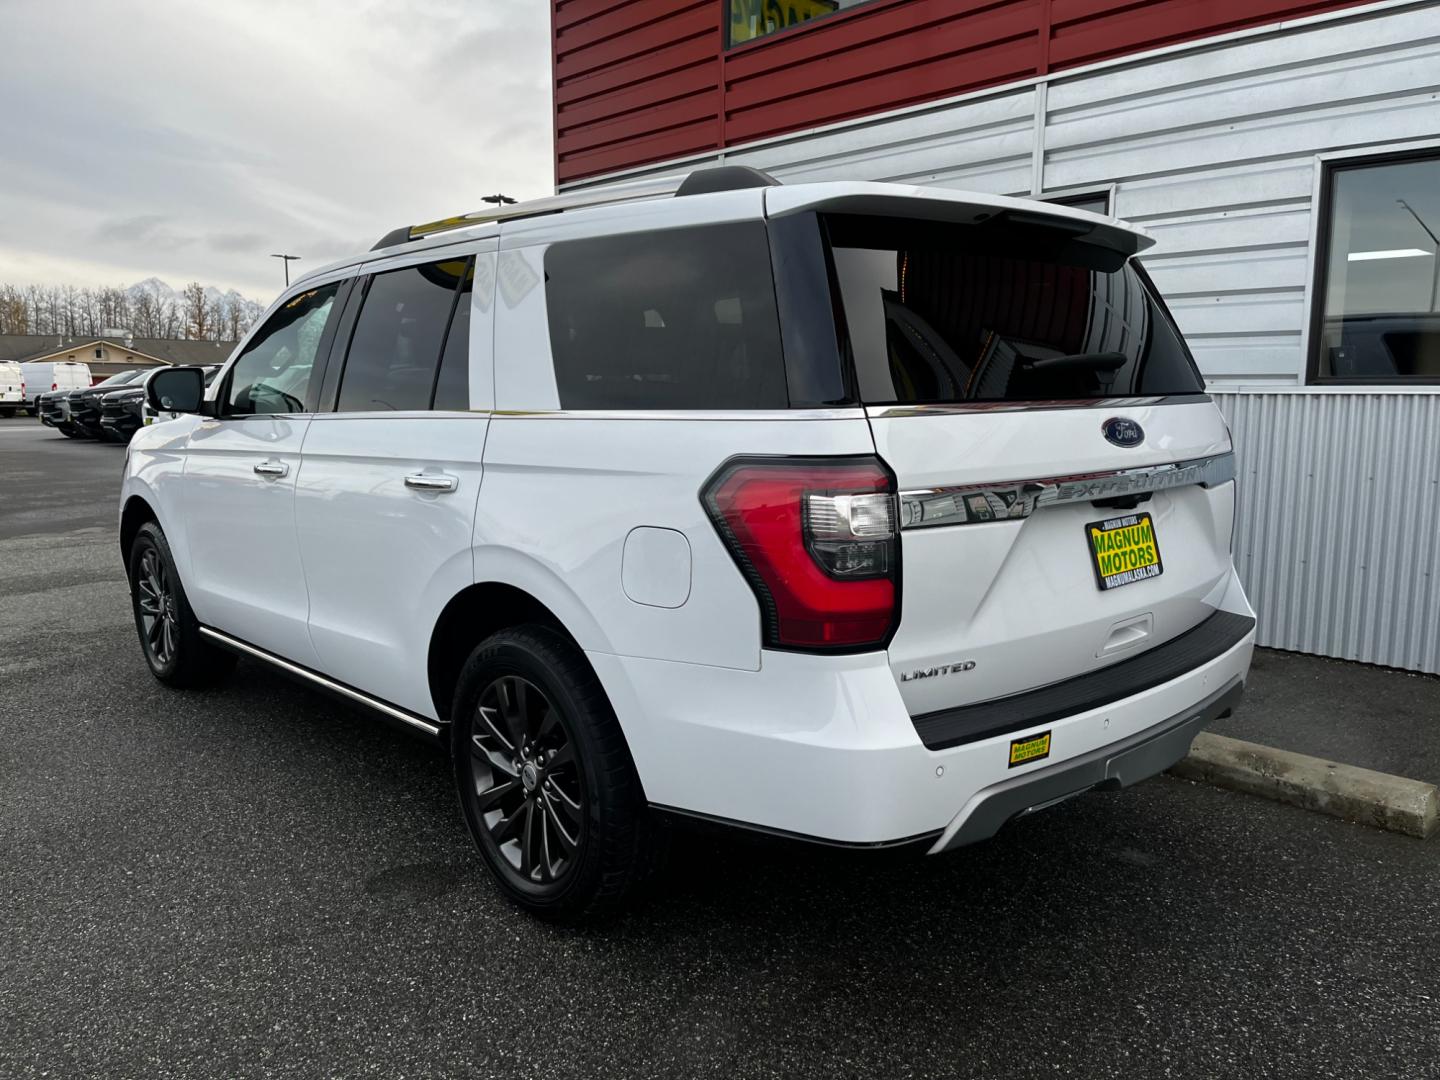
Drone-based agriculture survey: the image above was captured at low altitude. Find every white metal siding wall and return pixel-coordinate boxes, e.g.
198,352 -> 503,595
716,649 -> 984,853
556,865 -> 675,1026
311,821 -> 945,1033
1216,391 -> 1440,674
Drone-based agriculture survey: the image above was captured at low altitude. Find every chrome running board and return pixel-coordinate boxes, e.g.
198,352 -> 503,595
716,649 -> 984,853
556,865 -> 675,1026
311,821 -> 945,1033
198,626 -> 441,738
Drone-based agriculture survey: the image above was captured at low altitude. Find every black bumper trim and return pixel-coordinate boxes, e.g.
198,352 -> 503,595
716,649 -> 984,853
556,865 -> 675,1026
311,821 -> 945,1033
649,804 -> 942,851
913,610 -> 1255,751
933,676 -> 1244,852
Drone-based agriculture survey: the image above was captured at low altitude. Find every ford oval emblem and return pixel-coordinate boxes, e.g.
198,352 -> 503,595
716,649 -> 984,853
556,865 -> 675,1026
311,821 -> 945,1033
1102,417 -> 1144,447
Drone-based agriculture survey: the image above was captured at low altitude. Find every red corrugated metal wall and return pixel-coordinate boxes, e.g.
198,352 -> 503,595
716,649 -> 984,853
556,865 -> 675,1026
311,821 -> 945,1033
554,0 -> 1372,185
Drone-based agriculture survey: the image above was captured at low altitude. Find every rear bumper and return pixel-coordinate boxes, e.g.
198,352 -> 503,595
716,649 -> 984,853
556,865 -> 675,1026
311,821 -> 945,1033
929,676 -> 1243,853
593,569 -> 1255,847
913,609 -> 1254,751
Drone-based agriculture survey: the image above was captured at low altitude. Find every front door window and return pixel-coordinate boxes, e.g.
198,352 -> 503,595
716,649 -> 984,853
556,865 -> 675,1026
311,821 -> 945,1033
225,283 -> 340,415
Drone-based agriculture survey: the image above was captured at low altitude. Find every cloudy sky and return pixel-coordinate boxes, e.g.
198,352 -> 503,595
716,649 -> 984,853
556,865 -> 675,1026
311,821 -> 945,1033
0,0 -> 552,304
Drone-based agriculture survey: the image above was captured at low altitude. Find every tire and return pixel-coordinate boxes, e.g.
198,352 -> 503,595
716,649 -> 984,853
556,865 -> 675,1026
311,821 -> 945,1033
451,625 -> 665,922
127,522 -> 236,688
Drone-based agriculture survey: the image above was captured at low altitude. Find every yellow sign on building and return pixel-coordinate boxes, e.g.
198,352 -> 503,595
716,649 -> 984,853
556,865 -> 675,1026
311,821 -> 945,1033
729,0 -> 841,46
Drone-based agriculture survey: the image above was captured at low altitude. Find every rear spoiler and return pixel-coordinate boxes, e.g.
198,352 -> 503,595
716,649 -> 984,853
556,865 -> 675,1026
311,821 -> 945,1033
763,183 -> 1154,259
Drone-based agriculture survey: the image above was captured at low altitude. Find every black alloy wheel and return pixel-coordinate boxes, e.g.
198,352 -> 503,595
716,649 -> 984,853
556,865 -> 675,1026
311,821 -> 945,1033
136,546 -> 178,667
126,522 -> 235,688
468,675 -> 585,885
451,625 -> 664,921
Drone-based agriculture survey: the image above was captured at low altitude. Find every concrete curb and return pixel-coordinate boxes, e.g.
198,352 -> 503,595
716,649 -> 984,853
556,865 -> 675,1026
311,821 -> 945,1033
1170,733 -> 1440,840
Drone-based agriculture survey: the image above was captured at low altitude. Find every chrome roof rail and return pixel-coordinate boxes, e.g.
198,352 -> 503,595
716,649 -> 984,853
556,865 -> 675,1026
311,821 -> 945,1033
369,167 -> 786,250
369,174 -> 685,250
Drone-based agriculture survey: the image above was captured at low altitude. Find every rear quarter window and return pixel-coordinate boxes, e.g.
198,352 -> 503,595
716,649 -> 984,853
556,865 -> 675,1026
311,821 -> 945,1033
543,223 -> 787,410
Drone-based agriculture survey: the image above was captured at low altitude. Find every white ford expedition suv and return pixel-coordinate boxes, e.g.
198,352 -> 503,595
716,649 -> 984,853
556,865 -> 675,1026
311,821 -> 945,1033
122,168 -> 1254,920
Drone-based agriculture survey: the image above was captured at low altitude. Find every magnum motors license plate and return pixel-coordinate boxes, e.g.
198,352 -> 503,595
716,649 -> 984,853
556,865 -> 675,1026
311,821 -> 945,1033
1086,511 -> 1163,591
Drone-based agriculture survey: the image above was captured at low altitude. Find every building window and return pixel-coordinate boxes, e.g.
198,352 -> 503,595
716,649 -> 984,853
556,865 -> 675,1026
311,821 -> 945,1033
1311,150 -> 1440,383
727,0 -> 873,47
94,347 -> 103,359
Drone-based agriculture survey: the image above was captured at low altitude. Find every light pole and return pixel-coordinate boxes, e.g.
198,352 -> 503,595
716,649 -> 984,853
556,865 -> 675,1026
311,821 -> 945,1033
1396,199 -> 1440,313
270,253 -> 301,288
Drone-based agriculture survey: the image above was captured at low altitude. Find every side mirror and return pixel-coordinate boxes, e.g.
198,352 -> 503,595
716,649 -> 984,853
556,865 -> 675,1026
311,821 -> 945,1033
146,366 -> 206,414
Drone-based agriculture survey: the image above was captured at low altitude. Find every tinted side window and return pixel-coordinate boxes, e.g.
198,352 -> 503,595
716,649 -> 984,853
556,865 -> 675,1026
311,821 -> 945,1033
431,261 -> 474,411
336,259 -> 466,413
226,283 -> 339,415
544,223 -> 786,410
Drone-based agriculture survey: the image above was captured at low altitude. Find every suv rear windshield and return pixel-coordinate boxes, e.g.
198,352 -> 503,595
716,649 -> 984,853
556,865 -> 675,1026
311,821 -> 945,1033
824,215 -> 1204,404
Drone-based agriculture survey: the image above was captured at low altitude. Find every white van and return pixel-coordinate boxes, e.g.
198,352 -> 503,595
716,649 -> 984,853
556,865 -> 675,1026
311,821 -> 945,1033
0,361 -> 23,417
19,361 -> 91,413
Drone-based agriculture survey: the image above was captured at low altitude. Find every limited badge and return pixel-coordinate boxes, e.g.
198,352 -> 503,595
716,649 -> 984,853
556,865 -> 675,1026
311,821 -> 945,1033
1008,731 -> 1052,768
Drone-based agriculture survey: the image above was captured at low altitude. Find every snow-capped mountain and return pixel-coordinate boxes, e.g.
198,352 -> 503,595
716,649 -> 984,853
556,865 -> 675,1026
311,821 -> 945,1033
126,278 -> 265,323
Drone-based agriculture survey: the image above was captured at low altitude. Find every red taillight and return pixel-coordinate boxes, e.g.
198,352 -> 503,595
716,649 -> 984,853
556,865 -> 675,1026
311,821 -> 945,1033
51,382 -> 57,391
702,456 -> 899,650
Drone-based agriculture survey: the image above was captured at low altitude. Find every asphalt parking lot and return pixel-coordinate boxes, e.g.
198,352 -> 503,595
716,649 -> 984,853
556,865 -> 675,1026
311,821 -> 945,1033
3,415 -> 1439,1080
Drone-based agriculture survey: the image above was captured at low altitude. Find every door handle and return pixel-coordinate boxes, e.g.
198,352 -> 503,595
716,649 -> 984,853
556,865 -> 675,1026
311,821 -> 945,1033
253,460 -> 289,478
404,472 -> 458,493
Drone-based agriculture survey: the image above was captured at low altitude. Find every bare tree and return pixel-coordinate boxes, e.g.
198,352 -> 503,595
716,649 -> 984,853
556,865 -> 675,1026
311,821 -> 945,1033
159,295 -> 180,339
1,279 -> 252,342
182,281 -> 209,340
225,298 -> 250,340
95,286 -> 129,333
131,289 -> 157,338
25,285 -> 49,335
205,297 -> 225,341
0,285 -> 28,333
59,286 -> 77,336
78,288 -> 101,337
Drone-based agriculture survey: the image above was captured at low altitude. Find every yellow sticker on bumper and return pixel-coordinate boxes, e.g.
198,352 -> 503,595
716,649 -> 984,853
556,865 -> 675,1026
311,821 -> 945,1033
1009,731 -> 1052,768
